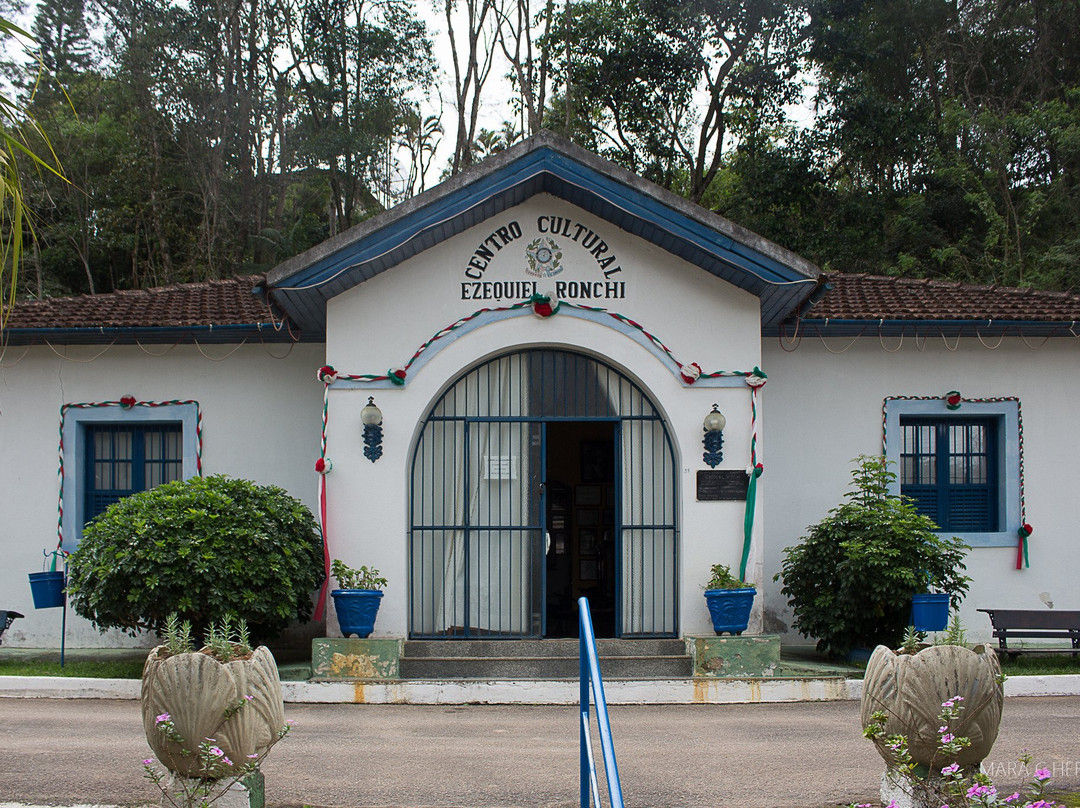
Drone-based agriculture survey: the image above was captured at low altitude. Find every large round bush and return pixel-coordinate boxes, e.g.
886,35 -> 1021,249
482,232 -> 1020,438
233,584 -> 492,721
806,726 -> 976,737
776,456 -> 971,658
67,475 -> 325,640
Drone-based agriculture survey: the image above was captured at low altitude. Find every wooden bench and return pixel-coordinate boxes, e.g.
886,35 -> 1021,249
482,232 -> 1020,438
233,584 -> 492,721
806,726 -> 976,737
977,608 -> 1080,658
0,610 -> 23,645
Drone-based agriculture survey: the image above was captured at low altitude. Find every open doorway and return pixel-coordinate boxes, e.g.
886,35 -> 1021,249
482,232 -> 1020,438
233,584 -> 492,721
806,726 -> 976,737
544,421 -> 618,638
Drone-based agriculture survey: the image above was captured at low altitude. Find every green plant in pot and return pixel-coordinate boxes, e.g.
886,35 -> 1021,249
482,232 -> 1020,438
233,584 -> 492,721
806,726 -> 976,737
703,563 -> 756,635
330,559 -> 387,639
776,455 -> 971,659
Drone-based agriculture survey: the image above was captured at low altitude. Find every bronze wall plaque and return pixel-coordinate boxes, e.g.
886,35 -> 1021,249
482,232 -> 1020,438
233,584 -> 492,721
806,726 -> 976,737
696,470 -> 749,501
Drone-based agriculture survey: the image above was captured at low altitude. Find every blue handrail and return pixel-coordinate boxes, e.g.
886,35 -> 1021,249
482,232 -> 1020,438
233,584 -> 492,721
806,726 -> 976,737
579,597 -> 624,808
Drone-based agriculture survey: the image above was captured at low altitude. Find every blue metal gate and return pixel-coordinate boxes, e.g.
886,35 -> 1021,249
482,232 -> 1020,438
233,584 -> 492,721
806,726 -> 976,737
409,349 -> 678,638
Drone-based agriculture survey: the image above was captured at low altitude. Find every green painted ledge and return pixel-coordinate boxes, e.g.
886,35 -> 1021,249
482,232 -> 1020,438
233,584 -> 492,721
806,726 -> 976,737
311,638 -> 403,680
686,634 -> 781,677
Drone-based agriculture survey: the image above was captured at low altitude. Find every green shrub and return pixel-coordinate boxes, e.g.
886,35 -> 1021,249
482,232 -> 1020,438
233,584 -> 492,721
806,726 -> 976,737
775,456 -> 971,659
67,475 -> 325,641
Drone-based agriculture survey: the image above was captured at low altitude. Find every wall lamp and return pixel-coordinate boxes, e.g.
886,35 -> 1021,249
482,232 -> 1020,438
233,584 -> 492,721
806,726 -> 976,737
702,404 -> 725,468
361,396 -> 383,462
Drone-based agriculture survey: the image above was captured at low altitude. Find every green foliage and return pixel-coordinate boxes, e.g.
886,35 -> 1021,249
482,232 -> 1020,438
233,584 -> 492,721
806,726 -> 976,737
202,615 -> 253,663
66,475 -> 325,641
776,456 -> 971,659
705,563 -> 753,591
162,613 -> 194,656
937,612 -> 968,647
330,559 -> 387,591
900,625 -> 925,654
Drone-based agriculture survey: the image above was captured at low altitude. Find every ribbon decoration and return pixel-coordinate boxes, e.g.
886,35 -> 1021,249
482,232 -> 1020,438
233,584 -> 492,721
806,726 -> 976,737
56,398 -> 203,552
882,394 -> 1028,572
313,377 -> 333,622
739,368 -> 767,582
1017,523 -> 1033,570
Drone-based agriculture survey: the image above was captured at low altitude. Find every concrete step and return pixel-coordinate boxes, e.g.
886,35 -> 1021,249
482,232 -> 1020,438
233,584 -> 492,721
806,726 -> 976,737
399,638 -> 692,680
399,653 -> 692,680
403,638 -> 686,658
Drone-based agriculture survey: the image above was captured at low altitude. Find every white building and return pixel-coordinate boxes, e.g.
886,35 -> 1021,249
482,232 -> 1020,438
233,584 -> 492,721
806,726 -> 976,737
2,131 -> 1076,650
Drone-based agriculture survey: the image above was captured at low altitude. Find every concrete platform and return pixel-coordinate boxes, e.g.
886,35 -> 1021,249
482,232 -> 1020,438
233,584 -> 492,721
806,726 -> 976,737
3,672 -> 1080,704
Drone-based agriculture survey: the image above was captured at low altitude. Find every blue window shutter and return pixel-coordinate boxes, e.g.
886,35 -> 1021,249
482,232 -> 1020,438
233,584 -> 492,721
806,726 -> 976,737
84,424 -> 183,522
899,417 -> 997,532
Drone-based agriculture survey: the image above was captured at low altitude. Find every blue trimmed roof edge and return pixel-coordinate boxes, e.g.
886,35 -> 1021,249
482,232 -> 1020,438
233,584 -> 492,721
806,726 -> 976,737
266,131 -> 820,332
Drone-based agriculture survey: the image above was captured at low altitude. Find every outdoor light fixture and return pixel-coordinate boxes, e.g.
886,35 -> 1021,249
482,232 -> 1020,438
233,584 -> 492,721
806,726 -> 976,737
702,404 -> 726,468
361,396 -> 383,462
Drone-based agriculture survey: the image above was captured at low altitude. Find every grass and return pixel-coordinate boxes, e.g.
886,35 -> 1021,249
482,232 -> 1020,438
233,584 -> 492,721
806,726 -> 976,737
0,649 -> 313,680
999,653 -> 1080,677
0,656 -> 145,678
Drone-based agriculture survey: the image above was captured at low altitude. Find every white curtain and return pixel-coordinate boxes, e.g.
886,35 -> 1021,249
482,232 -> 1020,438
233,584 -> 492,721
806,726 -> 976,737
593,368 -> 676,636
415,356 -> 531,635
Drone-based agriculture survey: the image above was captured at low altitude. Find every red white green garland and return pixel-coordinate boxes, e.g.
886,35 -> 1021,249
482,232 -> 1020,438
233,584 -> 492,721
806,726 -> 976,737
882,394 -> 1030,569
55,398 -> 204,558
312,294 -> 769,609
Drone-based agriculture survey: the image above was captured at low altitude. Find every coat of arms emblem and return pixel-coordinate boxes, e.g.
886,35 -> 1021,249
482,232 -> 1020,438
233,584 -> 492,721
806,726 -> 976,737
525,237 -> 563,277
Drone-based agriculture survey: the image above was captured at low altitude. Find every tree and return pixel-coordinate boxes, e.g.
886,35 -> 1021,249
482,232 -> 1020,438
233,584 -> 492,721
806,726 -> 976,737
0,17 -> 65,327
282,0 -> 434,227
443,0 -> 504,174
544,0 -> 816,201
777,456 -> 971,659
809,0 -> 1080,288
67,475 -> 326,641
497,0 -> 554,138
31,0 -> 92,78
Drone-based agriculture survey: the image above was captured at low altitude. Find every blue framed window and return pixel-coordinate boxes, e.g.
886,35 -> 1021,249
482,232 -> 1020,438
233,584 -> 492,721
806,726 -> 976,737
61,402 -> 199,549
884,398 -> 1020,548
85,424 -> 184,521
899,418 -> 997,532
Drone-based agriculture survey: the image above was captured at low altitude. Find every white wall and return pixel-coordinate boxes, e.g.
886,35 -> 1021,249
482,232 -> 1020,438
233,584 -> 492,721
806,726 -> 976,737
323,193 -> 766,638
762,335 -> 1080,645
0,342 -> 325,647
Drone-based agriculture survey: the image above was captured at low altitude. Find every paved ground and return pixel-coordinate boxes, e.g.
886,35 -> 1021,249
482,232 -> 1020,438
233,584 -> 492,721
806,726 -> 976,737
1,696 -> 1079,807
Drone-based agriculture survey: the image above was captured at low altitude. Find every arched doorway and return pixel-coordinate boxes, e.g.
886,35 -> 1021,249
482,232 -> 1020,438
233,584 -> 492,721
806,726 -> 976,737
409,349 -> 677,639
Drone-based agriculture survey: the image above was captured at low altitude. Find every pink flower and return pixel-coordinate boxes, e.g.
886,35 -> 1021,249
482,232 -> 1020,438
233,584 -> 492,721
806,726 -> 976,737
247,754 -> 259,759
155,713 -> 170,724
208,746 -> 224,757
966,784 -> 996,799
941,733 -> 956,744
941,763 -> 961,775
244,694 -> 254,701
143,758 -> 155,765
1035,768 -> 1052,781
1004,793 -> 1020,803
222,757 -> 232,766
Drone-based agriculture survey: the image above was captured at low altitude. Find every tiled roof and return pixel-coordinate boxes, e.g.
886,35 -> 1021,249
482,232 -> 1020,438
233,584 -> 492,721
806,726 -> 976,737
1,276 -> 304,344
4,271 -> 1079,345
801,273 -> 1080,329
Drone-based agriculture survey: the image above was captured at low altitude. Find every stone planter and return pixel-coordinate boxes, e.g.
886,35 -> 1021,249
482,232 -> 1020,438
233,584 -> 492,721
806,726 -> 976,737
141,645 -> 285,778
860,643 -> 1003,769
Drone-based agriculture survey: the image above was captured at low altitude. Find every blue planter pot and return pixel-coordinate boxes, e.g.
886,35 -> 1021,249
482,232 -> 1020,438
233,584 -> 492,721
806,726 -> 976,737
28,571 -> 65,609
704,588 -> 756,636
331,589 -> 383,638
911,593 -> 950,632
